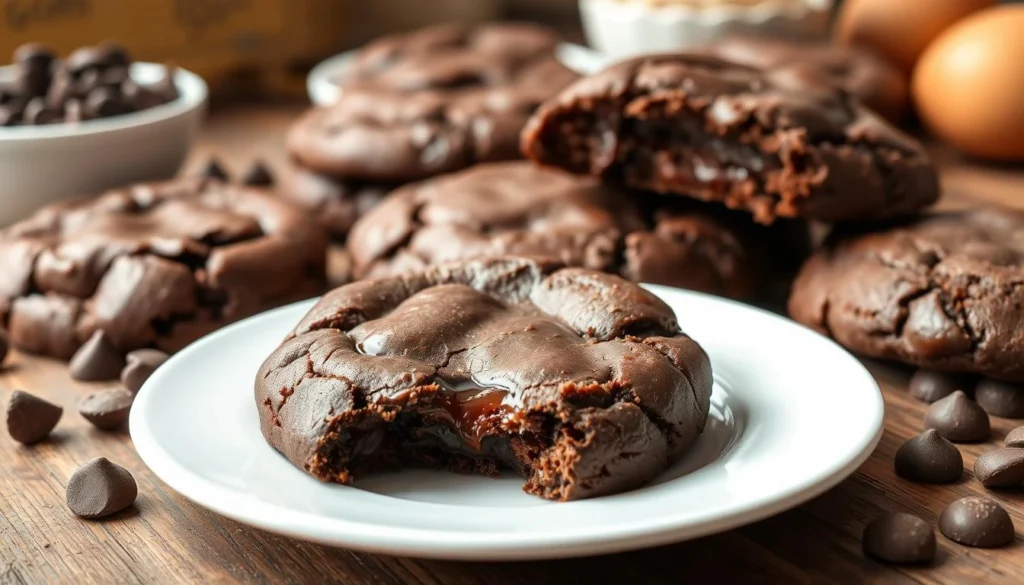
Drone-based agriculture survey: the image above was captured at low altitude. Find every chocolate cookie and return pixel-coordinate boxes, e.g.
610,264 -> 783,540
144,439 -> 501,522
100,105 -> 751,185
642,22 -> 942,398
702,36 -> 908,123
0,177 -> 327,360
256,256 -> 713,501
279,166 -> 390,239
287,24 -> 578,183
522,54 -> 938,224
789,206 -> 1024,381
347,161 -> 806,299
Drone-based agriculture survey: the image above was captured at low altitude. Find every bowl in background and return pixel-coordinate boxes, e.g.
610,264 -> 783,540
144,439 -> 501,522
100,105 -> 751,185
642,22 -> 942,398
579,0 -> 832,58
0,63 -> 207,227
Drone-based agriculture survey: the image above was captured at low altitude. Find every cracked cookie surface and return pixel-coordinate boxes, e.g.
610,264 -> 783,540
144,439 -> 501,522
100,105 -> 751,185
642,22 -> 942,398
789,207 -> 1024,381
0,177 -> 327,359
287,23 -> 579,184
347,161 -> 807,299
255,256 -> 713,501
521,54 -> 938,224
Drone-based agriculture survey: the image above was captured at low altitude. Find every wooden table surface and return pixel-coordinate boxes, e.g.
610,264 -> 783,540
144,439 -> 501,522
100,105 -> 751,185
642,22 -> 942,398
3,103 -> 1024,585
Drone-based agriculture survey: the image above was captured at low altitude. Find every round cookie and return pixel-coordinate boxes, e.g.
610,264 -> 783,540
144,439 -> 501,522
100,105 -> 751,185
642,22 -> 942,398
789,206 -> 1024,381
0,177 -> 327,360
279,165 -> 390,239
255,256 -> 713,501
522,54 -> 938,225
703,35 -> 908,123
287,23 -> 579,183
346,161 -> 805,299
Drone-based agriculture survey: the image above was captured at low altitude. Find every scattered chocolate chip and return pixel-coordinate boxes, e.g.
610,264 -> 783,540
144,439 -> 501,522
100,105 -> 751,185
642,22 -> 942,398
199,159 -> 230,181
894,429 -> 963,484
1006,426 -> 1024,448
862,512 -> 936,564
974,448 -> 1024,488
120,349 -> 169,394
909,369 -> 963,403
241,161 -> 275,186
939,496 -> 1015,548
65,457 -> 137,519
923,390 -> 990,443
78,389 -> 134,430
0,328 -> 9,366
6,390 -> 62,445
975,379 -> 1024,418
69,331 -> 126,382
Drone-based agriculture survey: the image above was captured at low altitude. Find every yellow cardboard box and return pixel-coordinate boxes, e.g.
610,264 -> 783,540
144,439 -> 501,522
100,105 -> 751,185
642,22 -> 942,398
0,0 -> 349,97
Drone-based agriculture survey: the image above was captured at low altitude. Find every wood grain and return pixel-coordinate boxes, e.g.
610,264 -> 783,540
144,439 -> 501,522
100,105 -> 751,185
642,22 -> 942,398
3,104 -> 1024,585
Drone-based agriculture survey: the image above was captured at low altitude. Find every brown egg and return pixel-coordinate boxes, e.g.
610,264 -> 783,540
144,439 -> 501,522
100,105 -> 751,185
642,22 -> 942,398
835,0 -> 994,73
913,6 -> 1024,161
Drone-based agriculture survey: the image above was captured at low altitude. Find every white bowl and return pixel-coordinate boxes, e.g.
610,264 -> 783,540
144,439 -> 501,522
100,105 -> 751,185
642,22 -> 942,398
0,63 -> 207,226
579,0 -> 832,58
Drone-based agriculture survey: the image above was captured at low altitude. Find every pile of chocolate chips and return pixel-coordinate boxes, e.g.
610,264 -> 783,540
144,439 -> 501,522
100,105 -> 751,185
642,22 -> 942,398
0,41 -> 179,127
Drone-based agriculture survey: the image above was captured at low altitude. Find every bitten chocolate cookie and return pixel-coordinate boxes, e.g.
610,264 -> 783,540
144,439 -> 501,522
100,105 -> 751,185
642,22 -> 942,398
0,177 -> 327,360
346,162 -> 805,299
287,23 -> 579,183
279,166 -> 390,239
789,206 -> 1024,381
522,54 -> 938,224
256,256 -> 713,501
702,36 -> 908,123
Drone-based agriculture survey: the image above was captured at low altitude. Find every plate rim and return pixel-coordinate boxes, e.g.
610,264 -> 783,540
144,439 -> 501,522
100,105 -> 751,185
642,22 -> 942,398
131,288 -> 884,560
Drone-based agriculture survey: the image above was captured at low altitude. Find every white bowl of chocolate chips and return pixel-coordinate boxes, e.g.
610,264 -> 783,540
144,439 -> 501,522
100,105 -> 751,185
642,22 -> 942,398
0,42 -> 207,226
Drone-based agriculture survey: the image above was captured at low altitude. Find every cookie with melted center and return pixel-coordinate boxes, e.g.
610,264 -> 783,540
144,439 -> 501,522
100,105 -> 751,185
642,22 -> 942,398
522,54 -> 938,224
255,256 -> 713,501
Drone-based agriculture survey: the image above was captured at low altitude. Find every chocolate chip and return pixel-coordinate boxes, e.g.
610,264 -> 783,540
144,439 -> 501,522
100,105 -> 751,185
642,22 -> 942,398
67,42 -> 130,75
64,99 -> 83,123
923,390 -> 990,443
78,389 -> 134,430
241,161 -> 275,186
13,42 -> 55,69
120,349 -> 168,394
1006,426 -> 1024,448
45,69 -> 75,110
22,97 -> 60,125
6,390 -> 62,445
974,448 -> 1024,488
0,105 -> 21,127
69,330 -> 126,382
975,379 -> 1024,418
65,457 -> 137,519
909,369 -> 963,403
84,87 -> 133,119
862,512 -> 936,564
199,159 -> 230,181
894,429 -> 963,484
0,328 -> 9,367
939,496 -> 1015,548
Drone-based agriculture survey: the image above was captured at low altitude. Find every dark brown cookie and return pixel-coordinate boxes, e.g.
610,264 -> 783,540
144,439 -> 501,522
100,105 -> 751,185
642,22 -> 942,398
789,207 -> 1024,381
279,166 -> 390,240
287,24 -> 578,183
256,256 -> 713,501
347,161 -> 806,299
701,36 -> 908,123
522,54 -> 938,224
0,177 -> 327,360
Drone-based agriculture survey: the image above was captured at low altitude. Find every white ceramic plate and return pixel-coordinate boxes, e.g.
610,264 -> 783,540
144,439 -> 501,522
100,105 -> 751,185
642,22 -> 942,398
306,43 -> 612,106
131,285 -> 883,560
